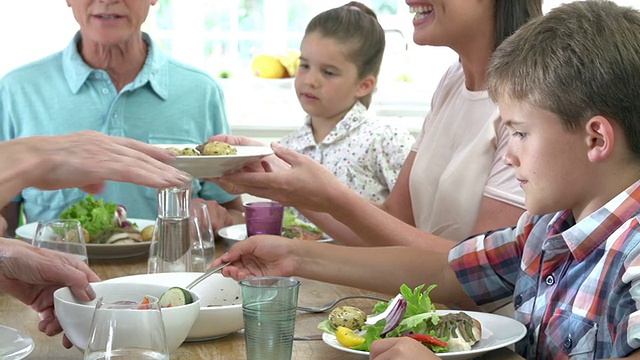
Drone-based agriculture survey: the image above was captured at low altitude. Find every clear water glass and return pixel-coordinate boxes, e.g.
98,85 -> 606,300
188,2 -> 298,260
83,294 -> 169,360
189,202 -> 215,270
32,219 -> 88,264
240,277 -> 300,360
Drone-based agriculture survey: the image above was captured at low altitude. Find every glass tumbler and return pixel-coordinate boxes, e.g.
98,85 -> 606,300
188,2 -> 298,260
83,294 -> 169,360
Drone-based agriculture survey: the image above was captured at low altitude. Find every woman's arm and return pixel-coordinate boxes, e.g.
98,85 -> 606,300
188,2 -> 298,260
298,152 -> 417,246
215,146 -> 456,250
216,235 -> 477,309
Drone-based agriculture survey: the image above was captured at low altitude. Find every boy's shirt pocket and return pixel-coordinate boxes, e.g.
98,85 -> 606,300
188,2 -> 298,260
543,309 -> 596,360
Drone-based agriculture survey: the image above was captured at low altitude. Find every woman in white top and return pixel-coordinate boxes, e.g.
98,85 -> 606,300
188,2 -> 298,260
211,0 -> 542,247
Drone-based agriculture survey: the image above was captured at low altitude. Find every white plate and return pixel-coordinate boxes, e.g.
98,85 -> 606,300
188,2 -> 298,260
322,310 -> 526,360
15,218 -> 155,260
0,326 -> 34,360
218,224 -> 333,243
159,144 -> 273,179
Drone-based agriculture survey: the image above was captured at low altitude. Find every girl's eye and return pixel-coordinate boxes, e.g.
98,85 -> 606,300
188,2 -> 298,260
299,63 -> 310,69
511,131 -> 526,139
323,69 -> 336,76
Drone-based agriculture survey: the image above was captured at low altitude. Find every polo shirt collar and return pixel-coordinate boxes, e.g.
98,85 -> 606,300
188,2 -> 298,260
62,31 -> 169,100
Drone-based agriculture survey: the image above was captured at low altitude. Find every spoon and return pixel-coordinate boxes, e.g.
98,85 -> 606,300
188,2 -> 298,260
185,262 -> 231,290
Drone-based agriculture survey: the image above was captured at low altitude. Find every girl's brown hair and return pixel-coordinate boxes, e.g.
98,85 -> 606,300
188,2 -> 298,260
304,1 -> 384,108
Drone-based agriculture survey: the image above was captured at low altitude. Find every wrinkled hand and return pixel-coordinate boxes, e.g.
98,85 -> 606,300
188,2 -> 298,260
212,143 -> 350,213
192,198 -> 234,232
370,337 -> 440,360
213,235 -> 301,280
0,238 -> 101,348
18,131 -> 191,194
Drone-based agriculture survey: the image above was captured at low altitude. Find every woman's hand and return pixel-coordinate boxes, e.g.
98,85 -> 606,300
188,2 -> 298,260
212,143 -> 351,213
370,337 -> 440,360
0,238 -> 101,348
213,235 -> 303,280
208,134 -> 266,147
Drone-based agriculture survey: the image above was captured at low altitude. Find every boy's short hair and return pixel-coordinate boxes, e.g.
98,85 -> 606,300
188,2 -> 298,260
488,0 -> 640,157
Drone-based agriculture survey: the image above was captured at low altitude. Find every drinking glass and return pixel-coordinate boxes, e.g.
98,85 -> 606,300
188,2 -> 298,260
244,202 -> 284,236
189,202 -> 216,270
239,276 -> 300,360
32,219 -> 88,264
83,294 -> 169,360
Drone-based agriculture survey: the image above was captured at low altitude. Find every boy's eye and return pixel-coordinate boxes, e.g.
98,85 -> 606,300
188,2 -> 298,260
511,131 -> 527,139
324,70 -> 336,76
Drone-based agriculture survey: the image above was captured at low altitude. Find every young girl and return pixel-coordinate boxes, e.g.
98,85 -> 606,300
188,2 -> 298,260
278,2 -> 414,209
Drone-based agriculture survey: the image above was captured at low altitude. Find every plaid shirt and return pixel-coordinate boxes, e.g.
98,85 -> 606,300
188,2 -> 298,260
449,180 -> 640,360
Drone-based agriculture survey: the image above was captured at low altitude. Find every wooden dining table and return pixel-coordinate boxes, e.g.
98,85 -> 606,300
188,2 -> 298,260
0,239 -> 525,360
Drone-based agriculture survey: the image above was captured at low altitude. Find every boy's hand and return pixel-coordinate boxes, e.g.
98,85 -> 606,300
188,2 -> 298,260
370,337 -> 441,360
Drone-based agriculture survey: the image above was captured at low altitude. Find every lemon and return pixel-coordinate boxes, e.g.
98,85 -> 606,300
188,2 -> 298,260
251,54 -> 287,79
277,49 -> 301,77
335,326 -> 366,348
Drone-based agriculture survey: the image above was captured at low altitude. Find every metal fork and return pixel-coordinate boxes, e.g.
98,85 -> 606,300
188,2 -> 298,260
296,294 -> 389,313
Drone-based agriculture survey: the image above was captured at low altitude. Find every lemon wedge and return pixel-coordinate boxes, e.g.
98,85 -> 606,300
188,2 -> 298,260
335,326 -> 365,348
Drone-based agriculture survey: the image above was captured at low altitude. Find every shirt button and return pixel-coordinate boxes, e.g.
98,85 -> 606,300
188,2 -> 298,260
113,112 -> 118,118
545,275 -> 555,286
563,335 -> 572,349
514,294 -> 523,307
102,88 -> 109,94
94,73 -> 101,79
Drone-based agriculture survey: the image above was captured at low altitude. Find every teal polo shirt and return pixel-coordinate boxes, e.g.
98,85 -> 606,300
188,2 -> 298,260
0,32 -> 237,222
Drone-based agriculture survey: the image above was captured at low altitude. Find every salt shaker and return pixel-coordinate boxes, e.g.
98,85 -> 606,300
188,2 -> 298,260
147,180 -> 194,273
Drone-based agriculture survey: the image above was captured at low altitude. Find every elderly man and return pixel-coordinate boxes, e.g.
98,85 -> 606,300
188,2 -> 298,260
0,0 -> 244,236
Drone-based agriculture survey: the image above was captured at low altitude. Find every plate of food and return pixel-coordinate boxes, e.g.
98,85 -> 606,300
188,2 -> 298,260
318,284 -> 526,360
158,141 -> 273,179
15,196 -> 155,259
0,325 -> 34,360
218,210 -> 332,243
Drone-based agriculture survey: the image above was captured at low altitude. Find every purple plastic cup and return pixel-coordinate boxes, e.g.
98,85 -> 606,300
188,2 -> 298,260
244,202 -> 285,237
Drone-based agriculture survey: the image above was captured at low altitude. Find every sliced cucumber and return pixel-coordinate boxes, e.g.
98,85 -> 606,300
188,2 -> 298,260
159,287 -> 193,307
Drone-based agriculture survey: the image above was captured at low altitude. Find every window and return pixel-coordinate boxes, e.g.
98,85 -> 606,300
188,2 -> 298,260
1,0 -> 638,131
143,0 -> 454,90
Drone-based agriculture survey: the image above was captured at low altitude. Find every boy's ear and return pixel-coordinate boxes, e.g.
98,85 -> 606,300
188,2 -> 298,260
585,115 -> 615,163
356,75 -> 376,97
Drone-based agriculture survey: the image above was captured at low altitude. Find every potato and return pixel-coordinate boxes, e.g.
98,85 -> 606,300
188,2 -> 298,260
201,141 -> 237,155
328,306 -> 367,330
140,225 -> 155,242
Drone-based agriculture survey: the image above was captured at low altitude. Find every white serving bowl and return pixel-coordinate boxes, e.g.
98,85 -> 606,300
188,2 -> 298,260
104,272 -> 243,341
54,282 -> 200,353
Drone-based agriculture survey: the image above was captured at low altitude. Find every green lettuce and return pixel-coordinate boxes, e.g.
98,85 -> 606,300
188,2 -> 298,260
321,284 -> 446,353
60,195 -> 117,237
283,209 -> 322,232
